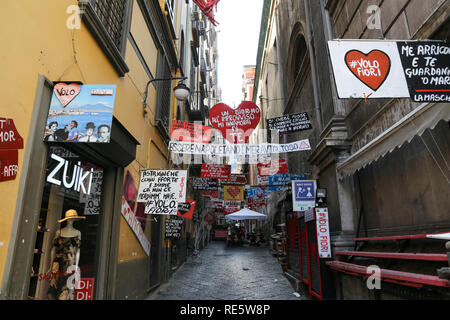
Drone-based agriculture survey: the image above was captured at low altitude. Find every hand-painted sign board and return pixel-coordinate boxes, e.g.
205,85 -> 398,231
257,158 -> 288,176
170,120 -> 212,144
209,101 -> 261,144
267,112 -> 312,134
201,164 -> 231,179
328,40 -> 450,102
177,199 -> 196,219
218,174 -> 247,186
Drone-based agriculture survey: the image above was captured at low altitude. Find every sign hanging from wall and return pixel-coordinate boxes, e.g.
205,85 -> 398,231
44,83 -> 116,143
218,174 -> 247,186
192,177 -> 218,191
177,199 -> 196,219
121,196 -> 151,256
0,117 -> 24,182
192,0 -> 221,26
269,173 -> 307,186
257,158 -> 288,176
292,180 -> 316,211
315,208 -> 331,258
224,185 -> 244,201
165,217 -> 184,239
209,101 -> 261,144
328,40 -> 450,101
200,163 -> 231,179
137,170 -> 187,215
170,120 -> 212,144
267,112 -> 313,134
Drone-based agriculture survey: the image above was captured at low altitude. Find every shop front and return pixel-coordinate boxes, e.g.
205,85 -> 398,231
1,76 -> 138,300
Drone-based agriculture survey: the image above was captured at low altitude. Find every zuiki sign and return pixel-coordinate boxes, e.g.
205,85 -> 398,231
46,153 -> 95,195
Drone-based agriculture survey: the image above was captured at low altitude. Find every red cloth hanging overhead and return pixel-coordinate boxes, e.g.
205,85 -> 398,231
192,0 -> 221,26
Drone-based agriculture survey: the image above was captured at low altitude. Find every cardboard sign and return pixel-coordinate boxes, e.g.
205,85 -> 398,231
75,278 -> 95,301
0,118 -> 24,149
121,196 -> 151,255
315,208 -> 331,258
218,174 -> 247,186
209,101 -> 261,144
257,158 -> 288,176
267,112 -> 312,134
137,170 -> 187,215
192,177 -> 218,190
224,185 -> 244,201
328,41 -> 410,99
165,218 -> 184,239
397,41 -> 450,102
0,149 -> 18,182
44,84 -> 116,143
177,199 -> 196,219
201,164 -> 231,179
292,180 -> 316,211
170,120 -> 212,143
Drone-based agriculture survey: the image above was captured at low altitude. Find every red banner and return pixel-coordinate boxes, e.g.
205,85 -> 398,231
170,120 -> 212,143
200,190 -> 218,198
201,164 -> 231,179
192,0 -> 221,26
75,278 -> 95,300
257,158 -> 288,176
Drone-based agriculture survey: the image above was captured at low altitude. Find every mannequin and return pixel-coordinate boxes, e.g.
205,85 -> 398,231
47,209 -> 85,300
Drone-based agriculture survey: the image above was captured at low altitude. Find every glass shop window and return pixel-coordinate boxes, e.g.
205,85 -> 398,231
28,146 -> 104,300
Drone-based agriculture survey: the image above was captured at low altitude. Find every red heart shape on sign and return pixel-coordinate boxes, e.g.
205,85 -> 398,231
54,83 -> 81,107
209,101 -> 261,144
344,50 -> 391,91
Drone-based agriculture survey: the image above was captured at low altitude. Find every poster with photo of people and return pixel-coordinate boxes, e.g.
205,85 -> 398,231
43,83 -> 116,143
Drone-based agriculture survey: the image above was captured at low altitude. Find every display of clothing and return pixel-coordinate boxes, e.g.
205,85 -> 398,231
47,235 -> 81,300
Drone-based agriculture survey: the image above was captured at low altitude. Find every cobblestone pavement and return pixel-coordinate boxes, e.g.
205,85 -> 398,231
147,241 -> 306,300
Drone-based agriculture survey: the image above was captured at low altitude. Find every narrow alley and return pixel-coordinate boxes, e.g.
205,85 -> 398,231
147,241 -> 304,301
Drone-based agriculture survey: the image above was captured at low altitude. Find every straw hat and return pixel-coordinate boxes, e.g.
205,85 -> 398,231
58,209 -> 86,223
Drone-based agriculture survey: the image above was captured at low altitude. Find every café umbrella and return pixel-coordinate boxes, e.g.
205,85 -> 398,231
225,208 -> 267,221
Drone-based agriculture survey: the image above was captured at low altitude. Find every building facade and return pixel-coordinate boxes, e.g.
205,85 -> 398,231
253,0 -> 450,299
0,0 -> 218,300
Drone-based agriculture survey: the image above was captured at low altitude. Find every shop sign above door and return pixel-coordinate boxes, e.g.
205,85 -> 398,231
0,117 -> 23,182
44,83 -> 116,143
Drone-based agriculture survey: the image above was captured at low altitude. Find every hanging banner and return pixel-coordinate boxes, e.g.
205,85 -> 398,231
267,112 -> 312,134
257,158 -> 288,176
192,0 -> 221,26
137,170 -> 187,215
200,163 -> 231,179
177,199 -> 196,219
170,120 -> 212,143
199,189 -> 219,198
328,40 -> 450,101
315,208 -> 331,258
192,177 -> 218,190
224,185 -> 244,201
209,101 -> 261,144
168,139 -> 311,156
44,83 -> 116,143
292,180 -> 316,211
121,196 -> 151,256
257,175 -> 269,186
246,186 -> 268,199
268,185 -> 288,192
218,174 -> 247,186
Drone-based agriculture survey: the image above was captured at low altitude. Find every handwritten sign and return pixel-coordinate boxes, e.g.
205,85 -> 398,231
218,174 -> 247,186
397,41 -> 450,102
0,150 -> 19,182
257,158 -> 288,176
201,164 -> 231,179
192,177 -> 218,191
267,113 -> 312,134
165,218 -> 184,239
224,185 -> 244,201
177,199 -> 196,219
137,170 -> 187,215
315,208 -> 331,258
209,101 -> 261,144
53,82 -> 81,107
170,120 -> 213,143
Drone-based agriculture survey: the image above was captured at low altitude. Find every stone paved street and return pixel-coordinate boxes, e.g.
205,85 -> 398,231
147,241 -> 306,300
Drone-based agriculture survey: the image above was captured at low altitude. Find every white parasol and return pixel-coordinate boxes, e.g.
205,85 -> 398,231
225,208 -> 267,221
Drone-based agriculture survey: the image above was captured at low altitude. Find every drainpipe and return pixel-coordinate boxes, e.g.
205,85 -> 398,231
304,0 -> 323,133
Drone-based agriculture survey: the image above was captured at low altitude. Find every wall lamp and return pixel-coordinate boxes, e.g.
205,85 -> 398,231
143,76 -> 190,114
